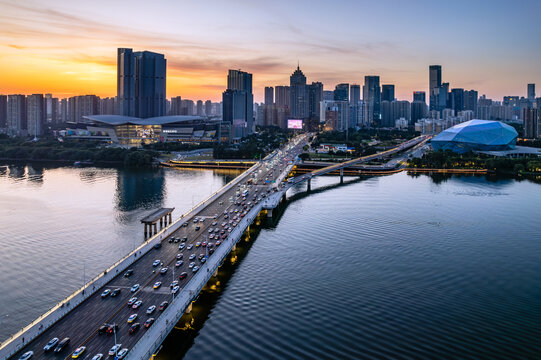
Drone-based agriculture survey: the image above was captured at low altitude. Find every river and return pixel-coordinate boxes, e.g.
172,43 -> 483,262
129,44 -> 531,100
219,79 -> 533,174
0,164 -> 540,359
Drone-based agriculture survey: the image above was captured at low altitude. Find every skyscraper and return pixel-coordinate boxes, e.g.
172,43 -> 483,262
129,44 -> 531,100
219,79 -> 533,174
0,95 -> 7,128
26,94 -> 45,137
333,83 -> 349,102
264,87 -> 274,105
527,84 -> 535,102
382,85 -> 395,102
117,48 -> 167,118
429,65 -> 442,111
450,88 -> 465,114
275,86 -> 290,108
7,95 -> 26,136
350,85 -> 361,105
308,82 -> 323,120
205,100 -> 212,116
68,95 -> 99,123
413,91 -> 426,103
523,108 -> 538,138
363,76 -> 381,124
290,65 -> 309,119
170,96 -> 182,115
464,90 -> 478,115
196,100 -> 203,116
223,69 -> 254,137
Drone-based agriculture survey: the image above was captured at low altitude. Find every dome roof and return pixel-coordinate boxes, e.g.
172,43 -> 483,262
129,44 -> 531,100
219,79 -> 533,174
431,120 -> 518,153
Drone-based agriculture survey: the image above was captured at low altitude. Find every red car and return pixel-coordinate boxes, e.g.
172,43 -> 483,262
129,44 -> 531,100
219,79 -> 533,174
144,318 -> 155,328
179,272 -> 187,279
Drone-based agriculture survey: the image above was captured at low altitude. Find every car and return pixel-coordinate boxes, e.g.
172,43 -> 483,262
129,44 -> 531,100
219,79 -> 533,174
132,300 -> 143,309
168,237 -> 174,243
19,352 -> 33,360
106,324 -> 119,334
71,346 -> 86,358
130,284 -> 140,292
179,272 -> 188,279
153,281 -> 162,289
154,243 -> 161,249
129,323 -> 140,334
43,337 -> 59,351
212,221 -> 217,226
111,288 -> 121,297
173,237 -> 180,243
200,218 -> 205,223
175,260 -> 183,267
144,318 -> 155,328
202,241 -> 207,247
213,214 -> 218,219
208,228 -> 213,234
91,354 -> 103,360
200,258 -> 206,264
198,253 -> 205,260
189,262 -> 195,268
146,305 -> 156,314
209,234 -> 214,239
160,267 -> 168,274
170,280 -> 179,288
181,236 -> 188,242
182,222 -> 188,227
187,244 -> 193,250
178,243 -> 186,250
214,228 -> 220,233
176,253 -> 183,260
108,344 -> 121,356
193,218 -> 198,223
124,269 -> 133,277
159,301 -> 169,311
216,240 -> 221,246
127,314 -> 137,323
54,337 -> 70,353
195,242 -> 201,247
116,348 -> 129,359
195,226 -> 200,231
127,297 -> 138,306
172,286 -> 180,294
189,253 -> 196,260
98,325 -> 108,334
101,289 -> 111,298
153,260 -> 161,267
193,266 -> 200,272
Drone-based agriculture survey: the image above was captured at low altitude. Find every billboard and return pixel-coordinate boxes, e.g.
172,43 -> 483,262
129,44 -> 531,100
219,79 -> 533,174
287,119 -> 303,129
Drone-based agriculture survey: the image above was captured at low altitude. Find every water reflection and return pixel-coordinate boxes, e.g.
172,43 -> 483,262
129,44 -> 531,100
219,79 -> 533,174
115,168 -> 166,212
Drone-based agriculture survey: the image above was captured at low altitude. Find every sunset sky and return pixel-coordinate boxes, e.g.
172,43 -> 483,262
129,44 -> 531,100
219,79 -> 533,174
1,0 -> 540,103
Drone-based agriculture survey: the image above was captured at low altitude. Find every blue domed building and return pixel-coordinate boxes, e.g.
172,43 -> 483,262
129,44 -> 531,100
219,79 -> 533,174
431,120 -> 518,154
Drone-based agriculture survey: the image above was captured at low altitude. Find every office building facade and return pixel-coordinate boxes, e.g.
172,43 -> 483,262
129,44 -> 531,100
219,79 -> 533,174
363,76 -> 381,125
382,85 -> 395,102
117,48 -> 167,118
290,66 -> 309,119
265,87 -> 274,105
222,69 -> 254,137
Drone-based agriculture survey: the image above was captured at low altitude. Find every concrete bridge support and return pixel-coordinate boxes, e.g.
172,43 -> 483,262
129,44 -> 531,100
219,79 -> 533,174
340,168 -> 344,184
307,178 -> 311,192
267,209 -> 273,218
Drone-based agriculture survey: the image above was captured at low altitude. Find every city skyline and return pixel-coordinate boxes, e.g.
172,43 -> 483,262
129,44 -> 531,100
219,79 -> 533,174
1,0 -> 540,102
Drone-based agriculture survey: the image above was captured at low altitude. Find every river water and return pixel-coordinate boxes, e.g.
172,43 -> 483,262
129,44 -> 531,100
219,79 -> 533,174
0,164 -> 540,359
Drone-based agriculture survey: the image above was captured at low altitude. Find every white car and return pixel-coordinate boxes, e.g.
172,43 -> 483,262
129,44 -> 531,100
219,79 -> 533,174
146,305 -> 156,314
132,300 -> 143,309
193,266 -> 200,272
117,348 -> 129,359
19,352 -> 33,360
108,344 -> 122,356
153,260 -> 160,267
160,267 -> 168,274
171,286 -> 180,294
130,284 -> 140,292
91,354 -> 103,360
189,262 -> 195,268
43,337 -> 59,351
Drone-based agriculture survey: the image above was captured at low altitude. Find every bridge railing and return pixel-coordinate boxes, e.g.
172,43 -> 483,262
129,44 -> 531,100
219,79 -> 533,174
0,162 -> 261,360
